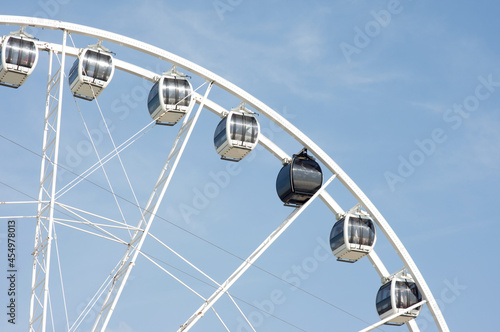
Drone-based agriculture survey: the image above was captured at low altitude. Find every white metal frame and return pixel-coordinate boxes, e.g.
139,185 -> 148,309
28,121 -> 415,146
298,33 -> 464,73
179,174 -> 336,332
92,81 -> 213,332
29,31 -> 67,332
0,15 -> 449,332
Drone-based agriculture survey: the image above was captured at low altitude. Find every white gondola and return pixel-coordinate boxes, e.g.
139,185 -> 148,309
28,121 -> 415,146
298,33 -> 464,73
213,103 -> 260,161
68,42 -> 115,100
330,207 -> 376,263
376,273 -> 423,325
0,29 -> 38,88
276,149 -> 323,207
147,66 -> 193,125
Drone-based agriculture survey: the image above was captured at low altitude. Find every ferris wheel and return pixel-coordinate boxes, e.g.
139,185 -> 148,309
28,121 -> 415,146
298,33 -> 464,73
0,15 -> 449,332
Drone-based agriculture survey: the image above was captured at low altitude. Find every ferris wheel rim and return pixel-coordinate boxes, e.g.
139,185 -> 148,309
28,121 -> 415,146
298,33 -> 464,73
0,15 -> 449,331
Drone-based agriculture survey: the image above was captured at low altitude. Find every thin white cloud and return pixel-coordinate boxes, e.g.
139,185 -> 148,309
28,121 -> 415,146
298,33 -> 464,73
287,22 -> 324,64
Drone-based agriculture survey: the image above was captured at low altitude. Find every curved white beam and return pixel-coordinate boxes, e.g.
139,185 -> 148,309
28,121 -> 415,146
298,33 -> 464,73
0,15 -> 448,331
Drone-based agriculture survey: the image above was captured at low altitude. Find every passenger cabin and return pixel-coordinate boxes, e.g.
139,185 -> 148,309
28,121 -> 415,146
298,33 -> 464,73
0,32 -> 38,88
147,66 -> 193,125
330,209 -> 376,262
276,149 -> 323,207
214,103 -> 260,161
376,274 -> 423,325
68,43 -> 114,100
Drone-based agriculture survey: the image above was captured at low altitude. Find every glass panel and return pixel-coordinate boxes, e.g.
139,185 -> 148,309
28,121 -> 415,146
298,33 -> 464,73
348,217 -> 360,245
68,59 -> 80,85
409,282 -> 422,310
5,37 -> 21,66
291,159 -> 322,195
276,163 -> 292,202
18,39 -> 36,68
82,50 -> 97,78
248,117 -> 258,143
177,79 -> 189,107
230,114 -> 245,142
162,78 -> 169,106
228,113 -> 259,144
148,82 -> 160,115
347,217 -> 375,246
365,219 -> 375,246
80,50 -> 113,82
395,281 -> 404,309
94,52 -> 112,81
395,281 -> 422,309
251,117 -> 259,144
161,77 -> 192,108
329,219 -> 345,252
163,78 -> 176,106
235,114 -> 258,144
184,80 -> 192,106
176,79 -> 186,106
18,40 -> 29,66
214,117 -> 228,149
376,282 -> 393,315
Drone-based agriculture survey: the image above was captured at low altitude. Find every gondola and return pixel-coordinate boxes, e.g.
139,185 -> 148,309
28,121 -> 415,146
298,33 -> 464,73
147,66 -> 193,125
0,31 -> 38,88
68,42 -> 115,100
276,149 -> 323,206
214,103 -> 259,161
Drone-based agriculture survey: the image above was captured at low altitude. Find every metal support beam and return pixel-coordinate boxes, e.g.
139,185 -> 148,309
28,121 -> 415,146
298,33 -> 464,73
91,82 -> 214,332
406,319 -> 421,332
367,250 -> 390,281
29,30 -> 67,332
178,174 -> 337,332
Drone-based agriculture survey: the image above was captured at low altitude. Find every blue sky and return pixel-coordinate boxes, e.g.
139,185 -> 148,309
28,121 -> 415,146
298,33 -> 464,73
0,0 -> 498,331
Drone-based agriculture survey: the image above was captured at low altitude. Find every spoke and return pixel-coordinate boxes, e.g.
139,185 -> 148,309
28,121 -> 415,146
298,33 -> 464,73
93,96 -> 140,238
148,232 -> 221,287
72,97 -> 130,236
56,121 -> 155,200
226,293 -> 256,332
211,308 -> 231,332
56,203 -> 140,231
91,81 -> 214,332
53,226 -> 70,331
69,261 -> 120,332
55,205 -> 130,245
406,319 -> 420,332
56,218 -> 138,232
178,174 -> 336,332
0,200 -> 42,204
139,251 -> 206,301
53,221 -> 128,245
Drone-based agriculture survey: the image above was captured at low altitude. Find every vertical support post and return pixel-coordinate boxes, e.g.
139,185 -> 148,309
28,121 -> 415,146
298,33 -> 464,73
29,30 -> 67,332
92,82 -> 214,332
